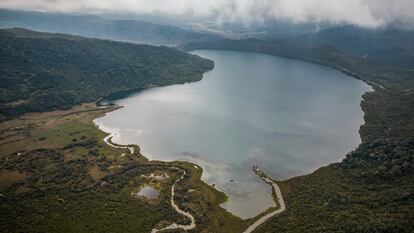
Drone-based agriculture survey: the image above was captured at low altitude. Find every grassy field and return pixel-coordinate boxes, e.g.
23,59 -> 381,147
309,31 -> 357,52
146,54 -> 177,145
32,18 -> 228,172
0,103 -> 246,233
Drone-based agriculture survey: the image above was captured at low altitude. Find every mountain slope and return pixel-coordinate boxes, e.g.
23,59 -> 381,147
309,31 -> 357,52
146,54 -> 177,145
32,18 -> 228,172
0,8 -> 219,45
0,28 -> 214,121
296,26 -> 414,69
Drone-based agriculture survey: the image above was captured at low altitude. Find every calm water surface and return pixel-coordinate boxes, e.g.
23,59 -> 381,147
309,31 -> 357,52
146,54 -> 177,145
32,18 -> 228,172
137,186 -> 160,199
95,50 -> 371,219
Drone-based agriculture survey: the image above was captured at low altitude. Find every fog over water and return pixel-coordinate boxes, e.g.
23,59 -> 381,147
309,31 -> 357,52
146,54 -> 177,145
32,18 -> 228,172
95,50 -> 371,218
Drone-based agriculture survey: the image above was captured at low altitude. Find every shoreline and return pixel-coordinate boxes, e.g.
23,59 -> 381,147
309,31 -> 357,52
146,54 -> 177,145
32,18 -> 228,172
94,116 -> 279,219
96,111 -> 285,232
184,48 -> 384,91
99,114 -> 287,233
97,120 -> 197,232
92,48 -> 374,226
150,168 -> 196,232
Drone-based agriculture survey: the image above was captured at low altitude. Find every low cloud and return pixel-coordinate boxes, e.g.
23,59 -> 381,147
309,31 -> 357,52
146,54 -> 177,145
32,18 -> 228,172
1,0 -> 414,27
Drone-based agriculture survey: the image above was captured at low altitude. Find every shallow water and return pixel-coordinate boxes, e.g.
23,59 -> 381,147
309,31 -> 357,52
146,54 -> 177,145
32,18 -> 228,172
136,186 -> 160,199
95,50 -> 371,219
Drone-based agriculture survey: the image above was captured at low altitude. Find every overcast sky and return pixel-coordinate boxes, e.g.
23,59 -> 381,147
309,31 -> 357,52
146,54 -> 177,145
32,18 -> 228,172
1,0 -> 414,27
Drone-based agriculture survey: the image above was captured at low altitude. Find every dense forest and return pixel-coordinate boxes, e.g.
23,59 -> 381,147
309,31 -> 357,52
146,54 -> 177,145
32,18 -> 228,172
183,35 -> 414,232
295,25 -> 414,69
0,28 -> 214,121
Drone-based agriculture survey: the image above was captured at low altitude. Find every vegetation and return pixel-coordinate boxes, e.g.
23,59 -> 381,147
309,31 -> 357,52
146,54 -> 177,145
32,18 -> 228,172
1,25 -> 413,232
0,28 -> 246,232
0,28 -> 214,121
0,104 -> 245,233
182,37 -> 414,232
254,140 -> 414,233
295,25 -> 414,69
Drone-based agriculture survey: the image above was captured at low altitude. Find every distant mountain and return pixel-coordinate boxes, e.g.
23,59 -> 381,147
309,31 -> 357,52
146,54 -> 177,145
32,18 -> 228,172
0,8 -> 220,45
0,28 -> 214,121
190,21 -> 326,40
296,25 -> 414,69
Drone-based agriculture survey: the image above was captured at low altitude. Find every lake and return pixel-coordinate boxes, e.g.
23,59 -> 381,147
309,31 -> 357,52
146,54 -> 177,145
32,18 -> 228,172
94,50 -> 371,219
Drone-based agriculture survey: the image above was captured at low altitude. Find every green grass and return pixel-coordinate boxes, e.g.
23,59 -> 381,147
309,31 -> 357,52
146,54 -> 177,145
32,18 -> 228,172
0,103 -> 245,233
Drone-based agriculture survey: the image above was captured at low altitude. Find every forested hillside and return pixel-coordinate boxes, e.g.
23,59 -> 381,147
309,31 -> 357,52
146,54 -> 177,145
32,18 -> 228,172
0,28 -> 214,121
296,26 -> 414,69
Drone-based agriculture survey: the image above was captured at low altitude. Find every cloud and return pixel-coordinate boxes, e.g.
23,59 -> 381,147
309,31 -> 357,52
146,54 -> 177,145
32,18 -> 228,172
1,0 -> 414,27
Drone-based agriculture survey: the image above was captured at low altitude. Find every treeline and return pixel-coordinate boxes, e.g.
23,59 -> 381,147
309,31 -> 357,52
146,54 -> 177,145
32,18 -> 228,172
0,28 -> 214,121
295,25 -> 414,69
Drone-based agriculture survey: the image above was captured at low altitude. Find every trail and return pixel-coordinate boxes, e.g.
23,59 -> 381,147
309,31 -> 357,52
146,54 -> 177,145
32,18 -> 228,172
101,130 -> 283,233
151,168 -> 196,233
243,167 -> 286,233
100,133 -> 195,232
364,80 -> 386,90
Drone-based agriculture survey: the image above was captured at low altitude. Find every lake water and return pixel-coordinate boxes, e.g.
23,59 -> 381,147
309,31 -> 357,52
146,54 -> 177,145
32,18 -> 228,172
94,50 -> 371,219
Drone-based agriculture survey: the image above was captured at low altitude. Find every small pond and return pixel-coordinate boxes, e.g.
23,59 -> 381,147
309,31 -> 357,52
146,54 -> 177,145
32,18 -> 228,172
135,186 -> 160,199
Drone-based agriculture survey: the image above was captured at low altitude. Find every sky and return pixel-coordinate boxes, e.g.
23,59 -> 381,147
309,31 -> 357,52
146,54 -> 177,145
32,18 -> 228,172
1,0 -> 414,27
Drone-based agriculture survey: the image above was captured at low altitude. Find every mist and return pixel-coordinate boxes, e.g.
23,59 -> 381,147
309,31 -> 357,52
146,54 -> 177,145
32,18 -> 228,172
1,0 -> 414,28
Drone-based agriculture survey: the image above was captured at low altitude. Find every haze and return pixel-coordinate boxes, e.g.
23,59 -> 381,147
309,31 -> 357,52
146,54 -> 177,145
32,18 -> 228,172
1,0 -> 414,27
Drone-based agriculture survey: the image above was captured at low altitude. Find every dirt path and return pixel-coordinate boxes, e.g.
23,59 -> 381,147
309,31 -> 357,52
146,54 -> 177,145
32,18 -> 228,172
100,134 -> 195,232
364,80 -> 386,90
151,168 -> 196,233
102,129 -> 283,233
243,167 -> 286,233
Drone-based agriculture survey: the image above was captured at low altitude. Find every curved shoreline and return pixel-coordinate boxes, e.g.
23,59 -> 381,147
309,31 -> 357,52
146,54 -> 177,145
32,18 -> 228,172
103,132 -> 135,154
100,132 -> 196,232
102,117 -> 285,233
101,126 -> 285,233
243,167 -> 286,233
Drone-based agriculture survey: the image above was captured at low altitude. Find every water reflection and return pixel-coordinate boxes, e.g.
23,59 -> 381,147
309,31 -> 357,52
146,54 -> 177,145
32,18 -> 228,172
95,50 -> 371,218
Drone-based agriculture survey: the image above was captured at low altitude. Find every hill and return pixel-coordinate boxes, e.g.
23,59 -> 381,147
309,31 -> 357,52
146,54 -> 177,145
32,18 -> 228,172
296,25 -> 414,69
0,28 -> 214,121
0,8 -> 219,45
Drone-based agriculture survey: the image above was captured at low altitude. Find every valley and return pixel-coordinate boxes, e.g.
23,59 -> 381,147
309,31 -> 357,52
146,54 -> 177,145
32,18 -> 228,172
0,4 -> 413,232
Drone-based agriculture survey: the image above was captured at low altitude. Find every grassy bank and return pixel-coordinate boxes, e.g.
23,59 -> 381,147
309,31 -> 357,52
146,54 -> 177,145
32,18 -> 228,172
0,103 -> 245,233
